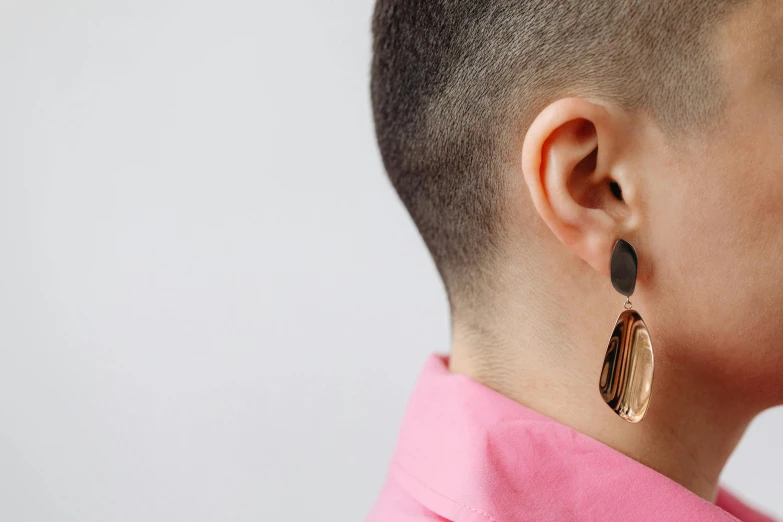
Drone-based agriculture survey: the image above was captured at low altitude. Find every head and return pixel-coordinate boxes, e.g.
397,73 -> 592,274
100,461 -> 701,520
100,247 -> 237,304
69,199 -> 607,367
370,1 -> 783,405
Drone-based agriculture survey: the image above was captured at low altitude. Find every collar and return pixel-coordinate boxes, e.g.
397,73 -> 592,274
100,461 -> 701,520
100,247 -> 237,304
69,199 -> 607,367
388,354 -> 775,522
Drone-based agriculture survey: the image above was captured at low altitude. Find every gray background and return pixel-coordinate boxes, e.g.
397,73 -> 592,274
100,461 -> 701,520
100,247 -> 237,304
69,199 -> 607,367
0,1 -> 780,520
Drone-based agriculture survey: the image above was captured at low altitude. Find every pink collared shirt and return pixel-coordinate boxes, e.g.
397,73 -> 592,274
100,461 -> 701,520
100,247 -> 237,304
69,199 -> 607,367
367,354 -> 778,522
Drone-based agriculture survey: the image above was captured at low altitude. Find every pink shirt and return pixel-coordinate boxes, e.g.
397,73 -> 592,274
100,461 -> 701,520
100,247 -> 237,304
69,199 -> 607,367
367,354 -> 778,522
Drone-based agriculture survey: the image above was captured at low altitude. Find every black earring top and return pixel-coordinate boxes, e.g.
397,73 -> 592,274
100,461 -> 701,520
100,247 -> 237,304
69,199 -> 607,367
610,239 -> 638,297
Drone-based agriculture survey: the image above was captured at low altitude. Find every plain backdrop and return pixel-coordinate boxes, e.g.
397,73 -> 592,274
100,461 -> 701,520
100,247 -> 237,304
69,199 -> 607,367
0,1 -> 781,521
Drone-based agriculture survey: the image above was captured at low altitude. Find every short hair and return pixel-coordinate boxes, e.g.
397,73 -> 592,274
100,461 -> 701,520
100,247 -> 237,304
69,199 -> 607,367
370,0 -> 746,310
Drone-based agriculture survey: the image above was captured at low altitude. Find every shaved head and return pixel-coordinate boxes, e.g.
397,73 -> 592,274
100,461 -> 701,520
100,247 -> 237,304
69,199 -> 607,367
370,1 -> 748,310
368,0 -> 783,509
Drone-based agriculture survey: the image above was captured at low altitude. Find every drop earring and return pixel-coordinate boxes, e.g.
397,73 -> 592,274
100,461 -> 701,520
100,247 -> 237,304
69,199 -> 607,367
598,239 -> 655,423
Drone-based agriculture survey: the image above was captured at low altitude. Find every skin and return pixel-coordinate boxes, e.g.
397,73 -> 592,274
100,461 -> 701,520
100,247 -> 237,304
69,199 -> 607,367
449,0 -> 783,504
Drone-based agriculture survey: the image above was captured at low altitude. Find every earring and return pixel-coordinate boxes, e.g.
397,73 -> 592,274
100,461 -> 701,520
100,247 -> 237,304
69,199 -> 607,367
598,239 -> 655,423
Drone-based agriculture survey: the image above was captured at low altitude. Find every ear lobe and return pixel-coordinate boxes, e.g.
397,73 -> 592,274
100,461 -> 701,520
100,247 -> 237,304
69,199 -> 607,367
521,97 -> 625,278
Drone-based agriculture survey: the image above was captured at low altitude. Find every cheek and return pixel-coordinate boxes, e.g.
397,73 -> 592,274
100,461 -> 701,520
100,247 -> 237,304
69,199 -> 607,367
639,70 -> 783,392
644,152 -> 783,372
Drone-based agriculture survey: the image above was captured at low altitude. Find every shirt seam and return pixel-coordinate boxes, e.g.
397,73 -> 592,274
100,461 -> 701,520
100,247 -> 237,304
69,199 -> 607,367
391,459 -> 498,522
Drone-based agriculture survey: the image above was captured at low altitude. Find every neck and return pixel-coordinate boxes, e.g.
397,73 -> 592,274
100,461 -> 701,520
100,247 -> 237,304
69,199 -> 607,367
448,288 -> 758,503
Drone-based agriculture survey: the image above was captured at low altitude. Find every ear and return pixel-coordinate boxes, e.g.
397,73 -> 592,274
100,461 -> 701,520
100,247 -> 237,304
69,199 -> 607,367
521,97 -> 637,278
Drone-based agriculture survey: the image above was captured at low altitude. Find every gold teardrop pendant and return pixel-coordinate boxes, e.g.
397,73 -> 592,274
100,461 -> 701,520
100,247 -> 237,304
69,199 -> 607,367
599,309 -> 654,423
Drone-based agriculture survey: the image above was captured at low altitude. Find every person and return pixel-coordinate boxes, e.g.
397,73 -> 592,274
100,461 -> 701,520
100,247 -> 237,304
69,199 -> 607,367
366,0 -> 783,520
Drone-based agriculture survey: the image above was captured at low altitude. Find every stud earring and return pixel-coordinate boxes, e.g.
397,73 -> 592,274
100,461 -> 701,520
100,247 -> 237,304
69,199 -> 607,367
598,239 -> 655,423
